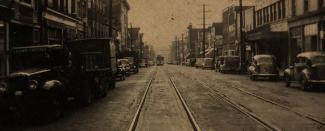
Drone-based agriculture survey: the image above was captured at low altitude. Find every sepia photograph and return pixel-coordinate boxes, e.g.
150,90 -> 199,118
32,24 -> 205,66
0,0 -> 325,130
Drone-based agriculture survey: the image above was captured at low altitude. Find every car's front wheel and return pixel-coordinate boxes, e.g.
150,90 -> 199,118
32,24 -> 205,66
285,78 -> 291,87
301,75 -> 312,91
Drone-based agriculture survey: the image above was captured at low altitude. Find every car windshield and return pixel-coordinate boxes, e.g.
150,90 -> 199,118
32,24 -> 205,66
225,57 -> 239,63
311,56 -> 325,64
257,57 -> 274,64
120,60 -> 129,65
11,51 -> 51,72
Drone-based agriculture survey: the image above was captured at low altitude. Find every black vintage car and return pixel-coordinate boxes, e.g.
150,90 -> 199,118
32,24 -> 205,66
0,45 -> 70,118
284,51 -> 325,90
215,56 -> 241,73
248,55 -> 279,80
68,38 -> 117,105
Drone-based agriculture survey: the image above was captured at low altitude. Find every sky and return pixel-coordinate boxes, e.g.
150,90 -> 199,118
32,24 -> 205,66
128,0 -> 249,55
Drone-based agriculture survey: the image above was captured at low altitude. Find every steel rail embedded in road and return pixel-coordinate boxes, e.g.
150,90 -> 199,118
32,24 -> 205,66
225,81 -> 325,126
194,79 -> 283,131
172,70 -> 282,131
167,72 -> 202,131
127,69 -> 157,131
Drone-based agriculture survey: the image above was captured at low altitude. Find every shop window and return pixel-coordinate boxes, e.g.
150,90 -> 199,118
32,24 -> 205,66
304,0 -> 309,13
0,30 -> 5,77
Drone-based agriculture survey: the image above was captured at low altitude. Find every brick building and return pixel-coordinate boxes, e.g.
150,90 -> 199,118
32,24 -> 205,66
288,0 -> 325,64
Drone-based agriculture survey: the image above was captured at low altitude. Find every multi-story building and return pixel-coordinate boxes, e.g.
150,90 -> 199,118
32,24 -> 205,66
207,23 -> 223,58
186,24 -> 202,60
288,0 -> 325,64
40,0 -> 87,45
128,27 -> 143,55
246,0 -> 292,69
113,0 -> 130,52
222,5 -> 253,57
0,0 -> 40,76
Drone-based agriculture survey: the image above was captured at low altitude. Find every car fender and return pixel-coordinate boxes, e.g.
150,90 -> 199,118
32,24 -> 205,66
284,68 -> 293,76
302,69 -> 312,80
43,80 -> 63,91
248,66 -> 256,74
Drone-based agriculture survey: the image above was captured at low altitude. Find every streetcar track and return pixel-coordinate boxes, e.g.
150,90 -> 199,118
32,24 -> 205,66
128,68 -> 202,131
127,69 -> 157,131
202,71 -> 325,126
176,68 -> 325,130
169,71 -> 281,131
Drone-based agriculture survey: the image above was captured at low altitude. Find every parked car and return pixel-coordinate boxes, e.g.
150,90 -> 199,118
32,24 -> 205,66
124,56 -> 139,74
68,38 -> 117,105
117,59 -> 128,80
248,55 -> 279,80
284,51 -> 325,90
216,56 -> 240,73
0,45 -> 70,119
195,58 -> 204,68
118,59 -> 131,75
148,61 -> 154,66
202,58 -> 214,69
139,59 -> 148,68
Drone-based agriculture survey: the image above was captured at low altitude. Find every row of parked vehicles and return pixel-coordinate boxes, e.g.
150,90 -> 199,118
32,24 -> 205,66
192,51 -> 325,91
0,38 -> 143,120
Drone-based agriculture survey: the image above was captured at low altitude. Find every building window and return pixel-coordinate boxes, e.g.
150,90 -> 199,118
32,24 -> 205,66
273,4 -> 277,21
281,0 -> 286,18
0,28 -> 5,77
319,0 -> 324,8
304,0 -> 309,13
277,2 -> 282,19
292,0 -> 296,16
270,6 -> 274,22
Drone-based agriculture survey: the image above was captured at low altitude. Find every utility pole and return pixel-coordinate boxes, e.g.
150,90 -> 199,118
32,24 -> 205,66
239,0 -> 246,72
202,4 -> 206,58
130,23 -> 133,51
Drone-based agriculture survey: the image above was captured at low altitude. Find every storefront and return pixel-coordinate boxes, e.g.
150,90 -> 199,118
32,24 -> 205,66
0,20 -> 8,77
247,31 -> 288,69
289,22 -> 325,64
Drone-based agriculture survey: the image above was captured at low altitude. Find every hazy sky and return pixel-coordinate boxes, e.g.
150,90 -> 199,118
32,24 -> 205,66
128,0 -> 234,55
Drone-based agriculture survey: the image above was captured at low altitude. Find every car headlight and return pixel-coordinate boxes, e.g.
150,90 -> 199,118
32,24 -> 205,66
28,80 -> 38,90
0,82 -> 7,94
15,91 -> 23,96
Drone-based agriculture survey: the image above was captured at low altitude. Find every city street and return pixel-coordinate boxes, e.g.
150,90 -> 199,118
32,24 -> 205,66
5,65 -> 322,131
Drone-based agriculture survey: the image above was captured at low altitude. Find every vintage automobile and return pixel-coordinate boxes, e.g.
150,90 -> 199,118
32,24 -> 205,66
139,59 -> 148,68
202,58 -> 214,69
67,38 -> 117,105
284,51 -> 325,90
118,59 -> 131,76
148,61 -> 154,66
117,59 -> 127,80
248,55 -> 279,80
216,56 -> 241,73
0,45 -> 70,118
195,58 -> 204,68
124,56 -> 138,74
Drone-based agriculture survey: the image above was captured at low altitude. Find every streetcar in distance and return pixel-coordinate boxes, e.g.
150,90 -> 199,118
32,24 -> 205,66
156,55 -> 165,66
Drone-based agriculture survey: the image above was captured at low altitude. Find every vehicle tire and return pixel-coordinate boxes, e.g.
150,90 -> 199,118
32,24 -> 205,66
48,94 -> 63,120
80,81 -> 93,106
110,78 -> 116,89
285,76 -> 291,87
301,76 -> 312,91
250,75 -> 256,81
122,74 -> 126,80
